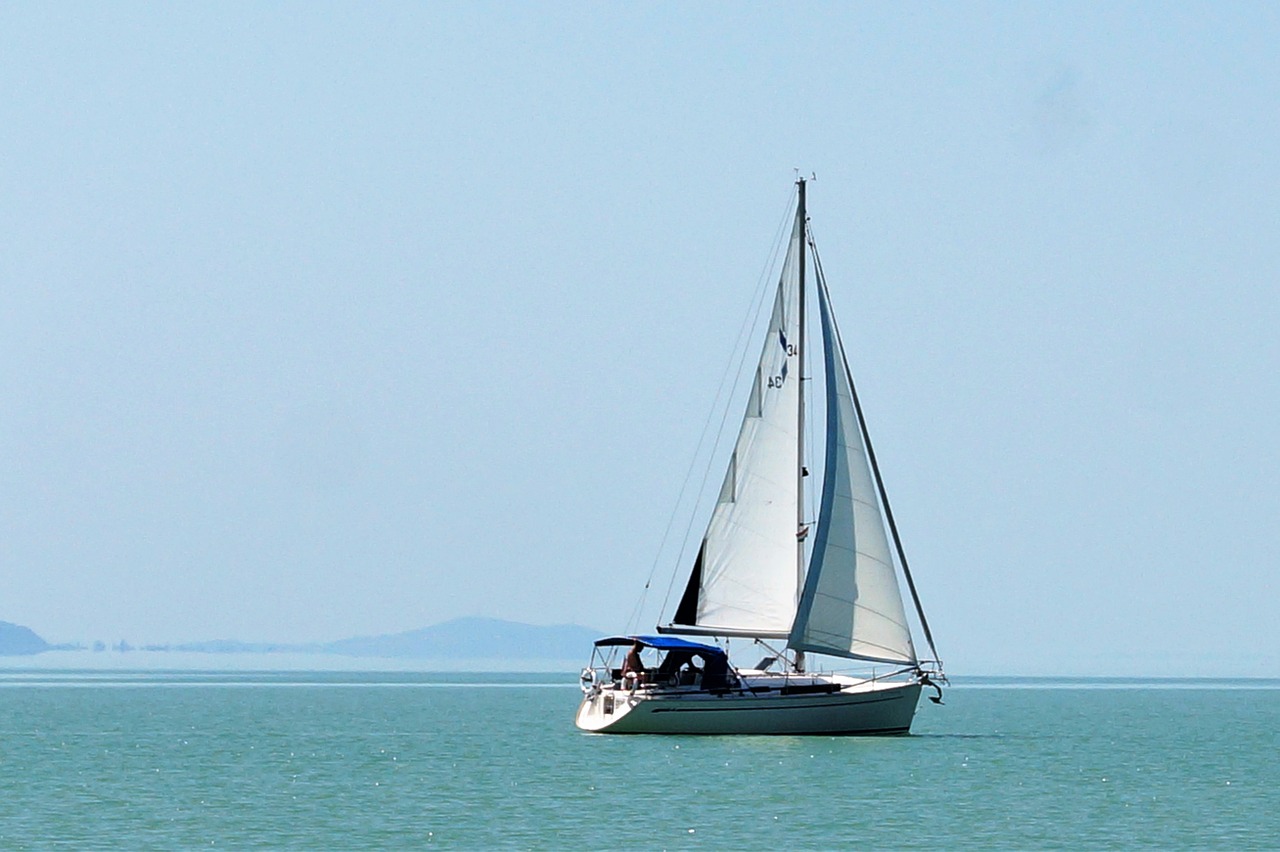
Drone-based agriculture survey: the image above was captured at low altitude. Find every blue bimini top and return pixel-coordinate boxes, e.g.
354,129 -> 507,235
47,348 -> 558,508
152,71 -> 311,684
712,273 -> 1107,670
592,635 -> 727,660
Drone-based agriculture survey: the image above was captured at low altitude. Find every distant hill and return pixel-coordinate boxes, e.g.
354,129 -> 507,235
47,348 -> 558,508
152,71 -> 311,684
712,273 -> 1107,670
0,617 -> 604,665
0,621 -> 51,655
321,617 -> 601,660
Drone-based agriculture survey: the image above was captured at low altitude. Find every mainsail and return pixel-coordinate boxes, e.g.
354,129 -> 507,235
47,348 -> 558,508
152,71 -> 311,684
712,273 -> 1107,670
671,216 -> 804,637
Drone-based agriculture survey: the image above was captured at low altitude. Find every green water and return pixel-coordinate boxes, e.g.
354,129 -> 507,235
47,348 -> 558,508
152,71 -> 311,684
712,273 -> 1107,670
0,672 -> 1276,849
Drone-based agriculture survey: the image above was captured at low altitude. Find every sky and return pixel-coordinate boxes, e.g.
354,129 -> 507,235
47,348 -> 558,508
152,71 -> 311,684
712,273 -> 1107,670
1,4 -> 1277,676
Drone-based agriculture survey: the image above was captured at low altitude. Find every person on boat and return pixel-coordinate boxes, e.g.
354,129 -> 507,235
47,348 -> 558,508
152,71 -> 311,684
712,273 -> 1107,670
620,641 -> 646,686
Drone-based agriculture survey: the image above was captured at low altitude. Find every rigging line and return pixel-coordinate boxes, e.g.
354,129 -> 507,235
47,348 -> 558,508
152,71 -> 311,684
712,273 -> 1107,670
802,225 -> 825,527
626,189 -> 796,634
809,237 -> 942,667
657,195 -> 795,622
803,233 -> 821,530
653,188 -> 801,626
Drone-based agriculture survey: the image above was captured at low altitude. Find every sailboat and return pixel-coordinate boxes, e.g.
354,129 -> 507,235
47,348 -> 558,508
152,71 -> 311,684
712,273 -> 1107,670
575,178 -> 945,735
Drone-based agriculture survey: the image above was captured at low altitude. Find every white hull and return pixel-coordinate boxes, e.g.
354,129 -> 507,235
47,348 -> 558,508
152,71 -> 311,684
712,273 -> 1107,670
575,675 -> 921,736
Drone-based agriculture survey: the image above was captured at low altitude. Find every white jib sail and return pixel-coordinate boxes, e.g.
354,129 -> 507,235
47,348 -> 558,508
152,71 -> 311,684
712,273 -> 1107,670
685,218 -> 804,636
788,279 -> 917,665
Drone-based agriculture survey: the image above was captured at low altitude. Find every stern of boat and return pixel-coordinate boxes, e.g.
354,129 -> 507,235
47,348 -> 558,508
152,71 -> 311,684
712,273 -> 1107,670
575,685 -> 641,733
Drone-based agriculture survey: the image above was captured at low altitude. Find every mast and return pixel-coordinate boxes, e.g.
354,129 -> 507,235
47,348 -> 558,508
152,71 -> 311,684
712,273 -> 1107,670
794,177 -> 807,674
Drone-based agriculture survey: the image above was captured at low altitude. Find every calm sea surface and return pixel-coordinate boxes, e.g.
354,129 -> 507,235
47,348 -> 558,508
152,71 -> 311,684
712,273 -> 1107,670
0,671 -> 1276,849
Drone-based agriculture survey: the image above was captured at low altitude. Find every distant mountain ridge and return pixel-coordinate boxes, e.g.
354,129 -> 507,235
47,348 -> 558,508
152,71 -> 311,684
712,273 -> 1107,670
0,621 -> 51,655
1,617 -> 603,662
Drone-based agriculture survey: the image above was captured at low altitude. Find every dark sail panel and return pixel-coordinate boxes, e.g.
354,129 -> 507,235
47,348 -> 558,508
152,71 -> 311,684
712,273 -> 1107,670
672,543 -> 705,626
